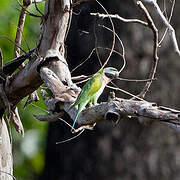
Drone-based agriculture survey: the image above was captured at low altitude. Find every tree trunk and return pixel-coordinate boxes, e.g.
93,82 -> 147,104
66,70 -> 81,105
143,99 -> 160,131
0,118 -> 13,180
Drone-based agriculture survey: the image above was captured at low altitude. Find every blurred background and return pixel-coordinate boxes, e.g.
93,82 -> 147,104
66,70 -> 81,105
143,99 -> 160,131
1,0 -> 180,180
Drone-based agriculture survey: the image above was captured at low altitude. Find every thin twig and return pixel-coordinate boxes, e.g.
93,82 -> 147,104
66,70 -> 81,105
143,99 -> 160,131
95,0 -> 116,69
71,75 -> 89,81
16,0 -> 42,18
136,1 -> 159,98
12,23 -> 30,51
93,17 -> 103,67
16,8 -> 42,18
34,0 -> 44,16
98,24 -> 126,73
108,82 -> 147,102
117,77 -> 156,82
0,36 -> 26,53
0,48 -> 3,68
71,48 -> 96,73
90,13 -> 148,27
98,46 -> 125,74
72,46 -> 125,85
14,0 -> 31,58
56,129 -> 84,144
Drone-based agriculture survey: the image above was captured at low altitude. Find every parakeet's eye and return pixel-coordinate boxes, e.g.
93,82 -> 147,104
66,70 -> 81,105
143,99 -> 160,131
104,72 -> 114,79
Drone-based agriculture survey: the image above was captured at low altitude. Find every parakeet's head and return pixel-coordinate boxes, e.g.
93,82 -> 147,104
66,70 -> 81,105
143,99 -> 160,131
103,67 -> 119,79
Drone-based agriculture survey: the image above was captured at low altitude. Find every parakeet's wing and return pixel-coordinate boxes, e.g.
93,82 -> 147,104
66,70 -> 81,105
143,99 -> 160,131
72,74 -> 102,107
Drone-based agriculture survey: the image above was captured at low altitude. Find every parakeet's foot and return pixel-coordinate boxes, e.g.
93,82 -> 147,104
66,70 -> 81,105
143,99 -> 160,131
71,123 -> 96,133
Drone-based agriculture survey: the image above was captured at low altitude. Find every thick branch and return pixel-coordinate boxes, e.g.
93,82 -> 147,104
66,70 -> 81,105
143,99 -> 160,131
65,98 -> 180,127
141,0 -> 180,56
35,96 -> 180,132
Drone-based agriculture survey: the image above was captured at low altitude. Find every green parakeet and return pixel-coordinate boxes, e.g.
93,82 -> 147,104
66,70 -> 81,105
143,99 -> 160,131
71,67 -> 119,130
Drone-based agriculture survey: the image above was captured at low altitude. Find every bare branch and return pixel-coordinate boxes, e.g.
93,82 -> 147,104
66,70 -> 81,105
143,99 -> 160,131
0,49 -> 3,68
142,0 -> 180,56
158,0 -> 176,45
10,107 -> 24,137
35,95 -> 180,133
94,0 -> 115,69
14,0 -> 32,58
136,1 -> 159,98
68,97 -> 180,129
90,13 -> 148,27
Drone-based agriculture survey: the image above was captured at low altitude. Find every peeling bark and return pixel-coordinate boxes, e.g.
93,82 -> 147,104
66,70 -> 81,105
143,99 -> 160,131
38,0 -> 74,88
0,118 -> 13,180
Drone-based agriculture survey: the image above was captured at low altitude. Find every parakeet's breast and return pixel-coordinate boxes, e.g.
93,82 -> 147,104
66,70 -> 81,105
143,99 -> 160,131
92,78 -> 106,101
90,75 -> 102,93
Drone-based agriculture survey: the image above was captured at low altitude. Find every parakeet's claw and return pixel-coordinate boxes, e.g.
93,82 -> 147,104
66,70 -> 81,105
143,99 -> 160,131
87,102 -> 93,108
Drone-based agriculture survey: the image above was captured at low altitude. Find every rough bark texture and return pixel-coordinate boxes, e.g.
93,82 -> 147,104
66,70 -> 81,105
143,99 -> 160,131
36,96 -> 180,131
0,0 -> 73,178
0,118 -> 13,180
38,0 -> 73,88
0,0 -> 73,110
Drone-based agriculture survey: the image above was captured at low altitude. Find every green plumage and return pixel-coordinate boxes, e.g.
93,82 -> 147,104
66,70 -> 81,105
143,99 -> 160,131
71,67 -> 119,130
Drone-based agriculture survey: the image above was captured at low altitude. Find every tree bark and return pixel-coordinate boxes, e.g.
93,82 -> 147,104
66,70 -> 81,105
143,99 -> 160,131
0,118 -> 13,180
0,0 -> 73,178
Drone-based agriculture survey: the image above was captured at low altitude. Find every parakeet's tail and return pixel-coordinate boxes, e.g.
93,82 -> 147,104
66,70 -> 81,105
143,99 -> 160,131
71,111 -> 80,132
